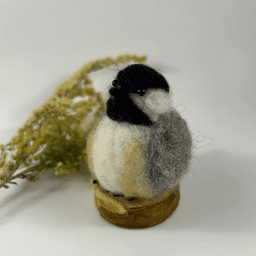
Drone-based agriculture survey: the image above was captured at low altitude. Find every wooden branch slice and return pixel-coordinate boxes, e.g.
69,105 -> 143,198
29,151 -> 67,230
91,177 -> 180,229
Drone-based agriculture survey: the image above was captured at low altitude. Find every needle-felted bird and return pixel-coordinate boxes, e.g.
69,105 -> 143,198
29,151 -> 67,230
86,64 -> 192,201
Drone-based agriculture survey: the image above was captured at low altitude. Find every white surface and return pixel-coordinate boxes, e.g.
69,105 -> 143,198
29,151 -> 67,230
0,0 -> 256,255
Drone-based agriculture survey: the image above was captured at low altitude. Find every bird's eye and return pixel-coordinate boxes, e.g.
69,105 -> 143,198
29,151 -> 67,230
138,89 -> 146,96
112,80 -> 118,87
129,88 -> 146,95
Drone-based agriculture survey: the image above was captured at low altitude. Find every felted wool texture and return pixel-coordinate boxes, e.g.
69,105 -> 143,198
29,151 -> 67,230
89,63 -> 193,199
146,109 -> 192,196
130,89 -> 173,123
91,112 -> 152,197
107,64 -> 170,126
89,109 -> 192,198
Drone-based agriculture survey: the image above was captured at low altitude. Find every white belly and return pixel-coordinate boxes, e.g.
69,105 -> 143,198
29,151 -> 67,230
92,114 -> 150,193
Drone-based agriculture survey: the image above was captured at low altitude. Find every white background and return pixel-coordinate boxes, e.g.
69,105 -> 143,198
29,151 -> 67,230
0,0 -> 256,255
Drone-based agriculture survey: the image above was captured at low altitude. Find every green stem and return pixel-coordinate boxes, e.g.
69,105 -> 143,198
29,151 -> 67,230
0,166 -> 36,189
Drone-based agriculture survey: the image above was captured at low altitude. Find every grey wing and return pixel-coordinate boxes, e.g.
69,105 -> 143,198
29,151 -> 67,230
146,109 -> 193,196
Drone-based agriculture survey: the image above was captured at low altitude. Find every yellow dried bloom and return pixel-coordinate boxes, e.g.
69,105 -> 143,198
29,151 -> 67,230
0,53 -> 147,189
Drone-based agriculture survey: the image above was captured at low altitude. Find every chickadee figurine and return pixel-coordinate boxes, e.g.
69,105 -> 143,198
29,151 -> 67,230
86,64 -> 192,201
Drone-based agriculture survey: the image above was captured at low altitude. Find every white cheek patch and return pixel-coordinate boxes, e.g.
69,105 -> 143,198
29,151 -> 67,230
130,89 -> 173,123
145,90 -> 172,115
